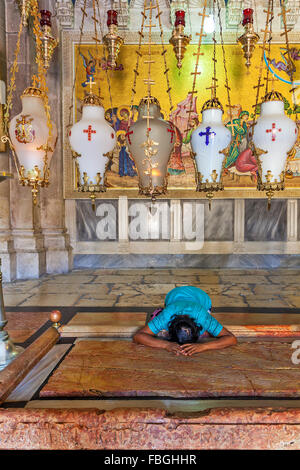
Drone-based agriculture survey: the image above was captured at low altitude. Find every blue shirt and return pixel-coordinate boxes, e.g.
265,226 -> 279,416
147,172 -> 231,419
148,286 -> 223,337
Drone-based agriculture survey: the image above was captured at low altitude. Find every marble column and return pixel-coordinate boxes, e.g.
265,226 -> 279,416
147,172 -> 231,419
0,0 -> 15,281
118,196 -> 129,252
39,1 -> 72,274
287,199 -> 298,242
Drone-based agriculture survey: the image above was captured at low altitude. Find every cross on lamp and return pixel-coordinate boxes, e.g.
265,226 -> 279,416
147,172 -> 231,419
83,125 -> 96,141
199,126 -> 216,146
266,122 -> 282,141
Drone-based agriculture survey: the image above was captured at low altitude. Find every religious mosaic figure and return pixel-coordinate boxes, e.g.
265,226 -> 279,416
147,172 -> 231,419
79,51 -> 96,88
117,131 -> 137,177
224,108 -> 250,169
168,94 -> 199,175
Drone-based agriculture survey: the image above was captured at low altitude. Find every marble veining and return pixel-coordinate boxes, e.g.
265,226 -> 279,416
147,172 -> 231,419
245,200 -> 287,241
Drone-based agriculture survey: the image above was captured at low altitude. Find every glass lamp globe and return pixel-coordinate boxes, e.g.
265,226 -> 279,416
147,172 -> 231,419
253,91 -> 298,192
68,93 -> 116,190
191,97 -> 232,197
9,86 -> 57,182
126,97 -> 175,198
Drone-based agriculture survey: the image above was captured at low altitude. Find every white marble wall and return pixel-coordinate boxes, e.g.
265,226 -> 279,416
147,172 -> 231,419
65,197 -> 300,270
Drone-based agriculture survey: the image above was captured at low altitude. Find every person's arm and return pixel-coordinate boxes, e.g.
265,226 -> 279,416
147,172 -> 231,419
180,327 -> 237,356
133,325 -> 182,355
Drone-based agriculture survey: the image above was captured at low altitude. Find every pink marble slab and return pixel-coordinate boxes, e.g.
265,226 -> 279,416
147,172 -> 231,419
40,340 -> 300,398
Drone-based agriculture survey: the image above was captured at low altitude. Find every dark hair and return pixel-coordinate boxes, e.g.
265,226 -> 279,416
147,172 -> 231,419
168,315 -> 200,344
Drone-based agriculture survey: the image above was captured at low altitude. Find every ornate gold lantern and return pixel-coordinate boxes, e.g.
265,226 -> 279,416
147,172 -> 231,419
40,9 -> 58,70
8,86 -> 57,204
103,10 -> 124,70
169,10 -> 191,69
237,8 -> 259,68
126,97 -> 175,199
1,0 -> 57,205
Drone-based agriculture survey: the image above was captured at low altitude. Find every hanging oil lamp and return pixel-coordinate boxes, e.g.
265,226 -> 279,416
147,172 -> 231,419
126,97 -> 175,199
103,10 -> 124,70
8,86 -> 57,204
253,91 -> 298,207
68,90 -> 116,209
40,9 -> 58,70
191,98 -> 231,206
237,8 -> 259,68
169,10 -> 191,69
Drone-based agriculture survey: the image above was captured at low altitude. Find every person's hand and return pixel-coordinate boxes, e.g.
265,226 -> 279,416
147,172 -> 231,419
165,342 -> 183,356
180,343 -> 206,356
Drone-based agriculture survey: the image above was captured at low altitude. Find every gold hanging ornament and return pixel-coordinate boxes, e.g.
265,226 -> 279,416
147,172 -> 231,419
103,10 -> 124,70
125,0 -> 175,201
67,0 -> 116,209
1,1 -> 57,205
237,8 -> 259,69
40,10 -> 58,70
169,10 -> 191,69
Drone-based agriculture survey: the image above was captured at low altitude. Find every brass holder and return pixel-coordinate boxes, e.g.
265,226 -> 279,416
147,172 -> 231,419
0,173 -> 23,371
39,10 -> 58,70
40,26 -> 58,70
237,22 -> 259,68
257,171 -> 285,210
138,180 -> 168,202
169,24 -> 191,69
103,24 -> 124,70
76,152 -> 113,211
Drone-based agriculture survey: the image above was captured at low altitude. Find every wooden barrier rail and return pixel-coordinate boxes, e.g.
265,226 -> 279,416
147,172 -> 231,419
0,326 -> 59,405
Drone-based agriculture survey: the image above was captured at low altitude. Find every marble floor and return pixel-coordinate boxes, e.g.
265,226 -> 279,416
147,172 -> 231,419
3,268 -> 300,309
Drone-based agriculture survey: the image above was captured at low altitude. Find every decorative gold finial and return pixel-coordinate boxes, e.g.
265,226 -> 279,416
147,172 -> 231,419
50,310 -> 62,329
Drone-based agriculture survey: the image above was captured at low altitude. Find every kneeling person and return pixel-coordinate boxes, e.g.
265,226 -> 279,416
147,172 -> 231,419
133,286 -> 237,356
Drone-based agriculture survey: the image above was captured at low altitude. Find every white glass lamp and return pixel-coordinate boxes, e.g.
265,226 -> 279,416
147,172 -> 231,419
253,90 -> 298,204
69,93 -> 116,195
9,86 -> 57,203
191,97 -> 232,202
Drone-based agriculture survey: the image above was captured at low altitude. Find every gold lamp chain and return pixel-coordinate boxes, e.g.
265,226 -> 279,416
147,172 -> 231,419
264,0 -> 274,95
130,0 -> 147,112
207,0 -> 217,100
3,9 -> 24,136
280,1 -> 298,121
68,0 -> 88,131
155,0 -> 173,112
185,0 -> 208,135
252,0 -> 273,125
216,0 -> 233,126
92,0 -> 102,99
95,0 -> 114,112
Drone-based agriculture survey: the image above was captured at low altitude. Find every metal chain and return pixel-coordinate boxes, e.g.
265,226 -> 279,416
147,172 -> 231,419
95,0 -> 114,113
264,0 -> 274,95
130,0 -> 147,111
216,0 -> 232,124
185,0 -> 208,135
67,0 -> 88,130
252,0 -> 272,127
155,0 -> 173,111
280,0 -> 298,121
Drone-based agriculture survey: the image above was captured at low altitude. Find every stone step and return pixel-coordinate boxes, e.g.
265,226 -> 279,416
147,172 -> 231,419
59,312 -> 300,338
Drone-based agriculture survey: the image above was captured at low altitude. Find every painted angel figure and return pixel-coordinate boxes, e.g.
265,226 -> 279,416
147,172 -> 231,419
79,50 -> 96,88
